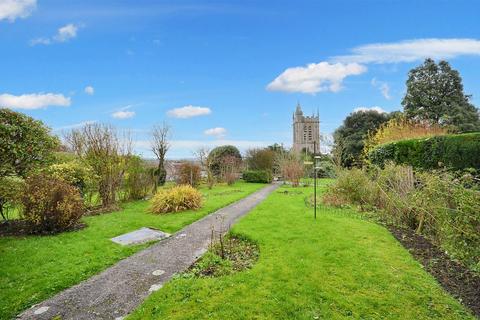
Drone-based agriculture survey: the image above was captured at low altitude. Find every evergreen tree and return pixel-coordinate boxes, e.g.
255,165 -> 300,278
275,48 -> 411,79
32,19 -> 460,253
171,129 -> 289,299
333,110 -> 390,167
402,58 -> 480,132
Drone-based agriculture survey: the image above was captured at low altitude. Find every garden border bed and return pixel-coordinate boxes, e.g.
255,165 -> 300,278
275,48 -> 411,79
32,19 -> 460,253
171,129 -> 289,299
388,226 -> 480,317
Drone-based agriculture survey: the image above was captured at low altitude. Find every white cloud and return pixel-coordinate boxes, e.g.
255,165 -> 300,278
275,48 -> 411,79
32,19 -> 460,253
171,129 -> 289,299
84,86 -> 94,95
54,120 -> 96,131
0,92 -> 71,109
112,110 -> 135,119
30,23 -> 80,46
266,62 -> 367,94
0,0 -> 36,22
167,105 -> 211,118
333,38 -> 480,64
371,78 -> 391,99
204,127 -> 227,138
54,23 -> 78,42
353,106 -> 386,114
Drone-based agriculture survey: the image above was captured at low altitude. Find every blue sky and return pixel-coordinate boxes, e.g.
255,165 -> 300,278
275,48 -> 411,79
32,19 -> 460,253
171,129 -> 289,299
2,0 -> 480,158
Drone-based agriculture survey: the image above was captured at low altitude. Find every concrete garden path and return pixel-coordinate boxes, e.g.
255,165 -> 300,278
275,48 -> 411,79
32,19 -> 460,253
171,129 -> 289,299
18,183 -> 279,320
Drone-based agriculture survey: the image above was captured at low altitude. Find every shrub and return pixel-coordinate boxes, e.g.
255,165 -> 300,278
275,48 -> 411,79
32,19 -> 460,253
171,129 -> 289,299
412,172 -> 480,270
151,185 -> 202,214
0,176 -> 25,221
322,168 -> 376,208
277,152 -> 304,187
175,162 -> 202,187
220,155 -> 241,185
208,145 -> 242,177
43,160 -> 98,196
245,148 -> 275,172
21,174 -> 84,233
323,164 -> 480,271
363,115 -> 448,159
0,109 -> 59,178
122,155 -> 155,201
242,170 -> 272,183
368,132 -> 480,170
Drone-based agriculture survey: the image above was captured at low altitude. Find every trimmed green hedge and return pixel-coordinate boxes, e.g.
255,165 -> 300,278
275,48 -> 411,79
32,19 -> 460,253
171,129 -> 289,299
242,170 -> 272,183
368,132 -> 480,170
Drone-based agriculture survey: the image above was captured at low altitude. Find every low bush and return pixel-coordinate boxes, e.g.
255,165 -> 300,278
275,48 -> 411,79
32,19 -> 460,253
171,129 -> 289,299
43,160 -> 98,196
322,168 -> 376,208
21,174 -> 84,233
368,132 -> 480,170
242,170 -> 272,183
323,164 -> 480,272
123,156 -> 155,201
175,162 -> 202,187
150,185 -> 202,214
0,176 -> 25,221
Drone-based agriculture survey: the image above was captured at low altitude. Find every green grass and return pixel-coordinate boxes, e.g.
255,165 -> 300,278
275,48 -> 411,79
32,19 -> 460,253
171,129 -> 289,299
129,181 -> 473,320
0,181 -> 265,320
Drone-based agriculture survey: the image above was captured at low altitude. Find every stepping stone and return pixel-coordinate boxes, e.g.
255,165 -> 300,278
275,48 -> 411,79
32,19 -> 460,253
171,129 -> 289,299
111,227 -> 170,246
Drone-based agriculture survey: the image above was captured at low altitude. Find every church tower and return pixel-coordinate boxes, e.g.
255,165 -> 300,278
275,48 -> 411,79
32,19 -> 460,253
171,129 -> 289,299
292,103 -> 320,153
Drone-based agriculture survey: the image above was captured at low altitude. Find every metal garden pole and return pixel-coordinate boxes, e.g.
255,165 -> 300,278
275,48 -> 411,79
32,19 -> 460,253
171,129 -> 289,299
313,141 -> 317,219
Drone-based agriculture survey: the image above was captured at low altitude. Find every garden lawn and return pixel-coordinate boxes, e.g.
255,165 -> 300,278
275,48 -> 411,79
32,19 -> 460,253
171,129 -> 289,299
129,181 -> 474,320
0,181 -> 265,320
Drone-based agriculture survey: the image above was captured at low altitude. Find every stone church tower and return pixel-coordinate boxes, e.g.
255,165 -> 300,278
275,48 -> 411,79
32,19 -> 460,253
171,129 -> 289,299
292,103 -> 320,153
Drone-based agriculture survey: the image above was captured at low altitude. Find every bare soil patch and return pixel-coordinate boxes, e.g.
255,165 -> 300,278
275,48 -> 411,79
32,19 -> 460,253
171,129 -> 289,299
389,226 -> 480,317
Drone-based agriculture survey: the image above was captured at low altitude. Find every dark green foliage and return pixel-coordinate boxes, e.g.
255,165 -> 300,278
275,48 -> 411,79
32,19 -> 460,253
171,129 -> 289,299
402,59 -> 480,132
245,148 -> 275,172
242,170 -> 272,183
368,133 -> 480,170
0,108 -> 59,178
333,110 -> 390,167
208,145 -> 242,177
21,174 -> 84,233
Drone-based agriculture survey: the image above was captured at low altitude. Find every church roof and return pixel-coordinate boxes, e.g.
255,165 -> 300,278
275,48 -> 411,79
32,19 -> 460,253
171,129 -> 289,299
295,103 -> 303,116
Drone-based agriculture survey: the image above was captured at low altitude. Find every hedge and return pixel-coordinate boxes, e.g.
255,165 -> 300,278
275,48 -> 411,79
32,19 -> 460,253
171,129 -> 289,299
242,170 -> 272,183
368,132 -> 480,170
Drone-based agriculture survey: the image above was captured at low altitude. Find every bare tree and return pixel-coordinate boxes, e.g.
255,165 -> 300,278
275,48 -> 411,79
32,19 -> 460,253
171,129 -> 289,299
151,122 -> 170,187
194,147 -> 215,189
64,123 -> 131,207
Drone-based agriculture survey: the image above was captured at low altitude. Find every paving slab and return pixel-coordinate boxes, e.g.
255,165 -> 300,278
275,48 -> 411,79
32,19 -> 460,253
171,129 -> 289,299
18,183 -> 279,320
110,227 -> 170,246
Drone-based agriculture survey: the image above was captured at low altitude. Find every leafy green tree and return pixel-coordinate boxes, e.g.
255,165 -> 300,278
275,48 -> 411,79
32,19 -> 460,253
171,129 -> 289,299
208,145 -> 242,177
0,108 -> 59,178
0,109 -> 58,220
333,110 -> 390,167
402,58 -> 480,132
245,148 -> 275,172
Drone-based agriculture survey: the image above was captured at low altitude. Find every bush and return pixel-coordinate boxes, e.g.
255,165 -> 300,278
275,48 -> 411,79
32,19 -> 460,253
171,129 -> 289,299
208,145 -> 242,177
242,170 -> 272,183
245,148 -> 275,172
323,164 -> 480,271
123,156 -> 155,201
21,174 -> 84,233
0,108 -> 59,178
322,168 -> 376,208
43,160 -> 98,196
0,176 -> 25,221
151,185 -> 202,214
368,132 -> 480,170
363,115 -> 448,159
175,162 -> 202,187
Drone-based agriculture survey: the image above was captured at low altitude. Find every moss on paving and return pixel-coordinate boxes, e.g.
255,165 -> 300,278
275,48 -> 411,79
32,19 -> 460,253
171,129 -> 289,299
129,181 -> 474,320
0,182 -> 265,320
